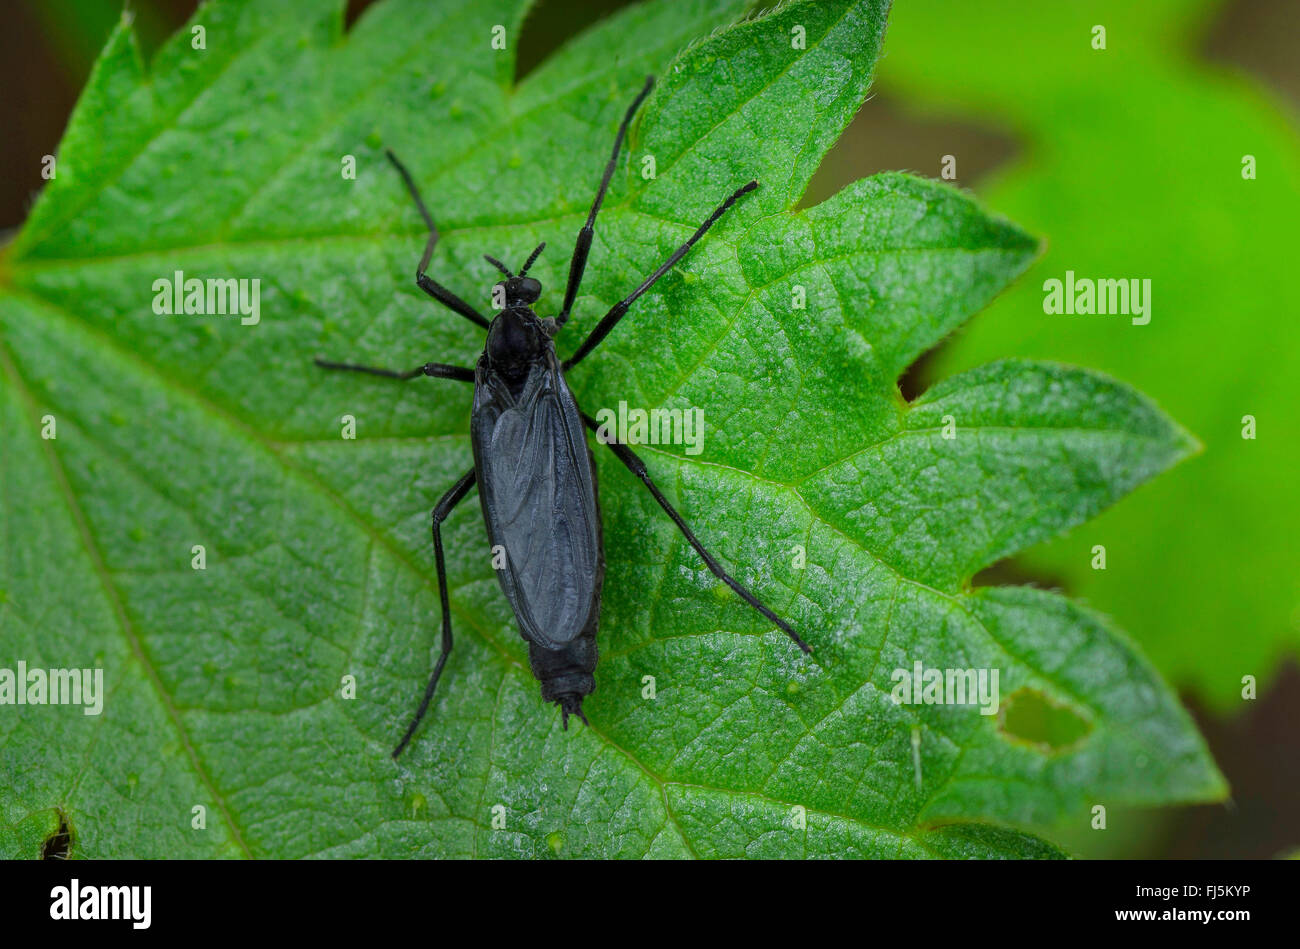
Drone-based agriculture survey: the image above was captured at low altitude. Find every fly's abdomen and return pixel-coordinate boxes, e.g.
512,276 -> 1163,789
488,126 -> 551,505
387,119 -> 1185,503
528,627 -> 597,729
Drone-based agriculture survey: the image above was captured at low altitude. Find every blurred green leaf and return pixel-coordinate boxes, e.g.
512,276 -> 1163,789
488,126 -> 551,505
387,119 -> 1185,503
22,0 -> 174,84
0,0 -> 1221,859
879,0 -> 1300,710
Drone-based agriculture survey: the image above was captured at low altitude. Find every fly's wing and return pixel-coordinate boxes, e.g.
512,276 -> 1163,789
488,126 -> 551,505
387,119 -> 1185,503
471,354 -> 602,649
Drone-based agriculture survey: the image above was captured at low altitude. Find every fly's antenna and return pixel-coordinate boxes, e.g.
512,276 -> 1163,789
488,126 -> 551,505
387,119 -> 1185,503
519,242 -> 546,277
484,255 -> 513,277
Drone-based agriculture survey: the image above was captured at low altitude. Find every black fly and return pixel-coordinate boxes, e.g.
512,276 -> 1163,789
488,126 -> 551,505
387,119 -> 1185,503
316,77 -> 810,758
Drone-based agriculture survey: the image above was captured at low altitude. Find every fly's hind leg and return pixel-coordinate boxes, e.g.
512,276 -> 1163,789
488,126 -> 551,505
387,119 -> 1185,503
391,467 -> 477,758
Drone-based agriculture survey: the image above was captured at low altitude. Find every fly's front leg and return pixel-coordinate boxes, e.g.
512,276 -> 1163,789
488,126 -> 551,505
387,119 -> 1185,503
563,180 -> 758,371
555,75 -> 655,330
314,358 -> 474,382
392,467 -> 477,758
385,148 -> 492,331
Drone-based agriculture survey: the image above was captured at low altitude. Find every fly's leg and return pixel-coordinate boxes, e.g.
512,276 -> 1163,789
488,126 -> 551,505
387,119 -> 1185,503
563,180 -> 758,371
556,75 -> 655,329
313,358 -> 474,382
392,467 -> 478,758
581,413 -> 809,653
385,148 -> 492,331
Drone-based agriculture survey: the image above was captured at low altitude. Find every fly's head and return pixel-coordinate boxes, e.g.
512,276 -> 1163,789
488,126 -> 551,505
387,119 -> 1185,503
496,274 -> 542,307
486,241 -> 546,309
484,242 -> 554,376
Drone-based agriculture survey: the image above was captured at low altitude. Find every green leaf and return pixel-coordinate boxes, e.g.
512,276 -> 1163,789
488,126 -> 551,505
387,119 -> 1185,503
0,0 -> 1221,859
877,0 -> 1300,710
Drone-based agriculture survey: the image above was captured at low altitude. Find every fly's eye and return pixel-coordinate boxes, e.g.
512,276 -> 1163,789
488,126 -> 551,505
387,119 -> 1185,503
517,277 -> 542,303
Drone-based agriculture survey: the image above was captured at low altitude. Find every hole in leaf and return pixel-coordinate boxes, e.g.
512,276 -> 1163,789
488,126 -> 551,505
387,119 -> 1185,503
41,809 -> 73,860
999,688 -> 1091,752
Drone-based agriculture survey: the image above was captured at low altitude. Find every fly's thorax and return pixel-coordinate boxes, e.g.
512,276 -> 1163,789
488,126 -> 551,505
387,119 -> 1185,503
485,305 -> 550,379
